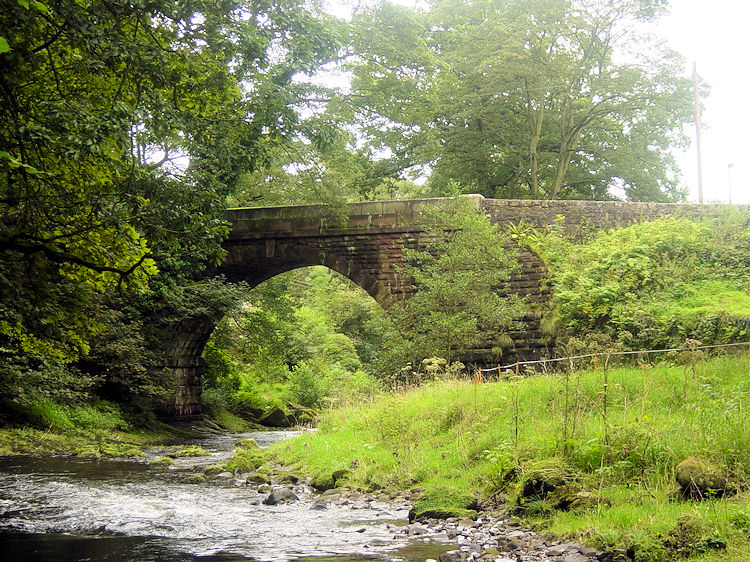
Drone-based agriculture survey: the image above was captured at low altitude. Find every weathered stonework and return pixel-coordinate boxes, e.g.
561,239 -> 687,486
159,195 -> 744,418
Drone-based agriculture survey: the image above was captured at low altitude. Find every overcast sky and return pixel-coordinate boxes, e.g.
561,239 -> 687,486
326,0 -> 750,204
659,0 -> 750,204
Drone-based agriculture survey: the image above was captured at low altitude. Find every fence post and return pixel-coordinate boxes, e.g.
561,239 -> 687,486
515,361 -> 520,377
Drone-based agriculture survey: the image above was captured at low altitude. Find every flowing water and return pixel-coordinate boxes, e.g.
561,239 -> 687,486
0,430 -> 449,561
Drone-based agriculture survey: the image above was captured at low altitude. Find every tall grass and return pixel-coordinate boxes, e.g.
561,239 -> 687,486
273,354 -> 750,560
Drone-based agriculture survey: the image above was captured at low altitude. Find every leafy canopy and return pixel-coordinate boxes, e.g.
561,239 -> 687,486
336,0 -> 696,201
0,0 -> 339,360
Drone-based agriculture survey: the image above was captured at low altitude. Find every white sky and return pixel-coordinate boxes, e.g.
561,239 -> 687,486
325,0 -> 750,204
660,0 -> 750,205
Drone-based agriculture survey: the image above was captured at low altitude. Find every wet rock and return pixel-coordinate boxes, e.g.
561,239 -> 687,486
311,473 -> 336,491
183,474 -> 207,484
246,472 -> 271,484
257,484 -> 272,494
548,545 -> 568,556
262,487 -> 298,505
505,538 -> 523,551
406,523 -> 429,535
564,553 -> 591,562
278,472 -> 299,484
439,549 -> 467,561
235,438 -> 259,450
332,468 -> 352,486
259,405 -> 291,428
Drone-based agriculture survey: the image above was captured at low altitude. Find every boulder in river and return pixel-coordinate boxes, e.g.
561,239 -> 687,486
263,487 -> 299,505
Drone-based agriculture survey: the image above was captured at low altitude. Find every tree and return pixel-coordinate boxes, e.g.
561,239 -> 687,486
379,198 -> 525,369
0,0 -> 339,361
339,0 -> 697,201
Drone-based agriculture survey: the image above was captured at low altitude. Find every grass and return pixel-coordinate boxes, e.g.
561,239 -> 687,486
0,400 -> 204,458
271,354 -> 750,561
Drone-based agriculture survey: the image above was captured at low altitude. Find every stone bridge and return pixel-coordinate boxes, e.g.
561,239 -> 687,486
159,195 -> 715,418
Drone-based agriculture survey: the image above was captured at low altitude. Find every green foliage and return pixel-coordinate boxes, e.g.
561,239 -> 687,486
202,266 -> 389,420
287,361 -> 333,409
378,198 -> 525,371
549,213 -> 750,349
0,0 -> 339,391
336,0 -> 694,201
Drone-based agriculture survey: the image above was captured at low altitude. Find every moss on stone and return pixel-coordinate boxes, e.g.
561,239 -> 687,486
151,456 -> 176,467
408,487 -> 478,521
235,438 -> 259,450
168,445 -> 211,458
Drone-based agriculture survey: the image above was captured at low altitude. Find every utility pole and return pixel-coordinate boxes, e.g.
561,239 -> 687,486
693,62 -> 704,204
728,163 -> 734,204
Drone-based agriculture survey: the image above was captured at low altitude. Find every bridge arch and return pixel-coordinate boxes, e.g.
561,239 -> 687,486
159,195 -> 723,418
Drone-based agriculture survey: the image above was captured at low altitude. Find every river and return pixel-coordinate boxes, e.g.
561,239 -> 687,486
0,430 -> 451,561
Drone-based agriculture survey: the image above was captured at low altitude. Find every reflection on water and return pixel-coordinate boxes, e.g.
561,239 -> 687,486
0,431 -> 447,561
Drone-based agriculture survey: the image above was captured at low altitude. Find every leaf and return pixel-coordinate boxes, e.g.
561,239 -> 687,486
32,1 -> 49,13
0,37 -> 9,53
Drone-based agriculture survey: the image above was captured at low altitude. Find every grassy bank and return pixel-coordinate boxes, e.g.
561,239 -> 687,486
0,399 -> 256,458
272,354 -> 750,561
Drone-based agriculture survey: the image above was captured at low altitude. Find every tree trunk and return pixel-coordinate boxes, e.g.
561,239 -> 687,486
525,79 -> 545,199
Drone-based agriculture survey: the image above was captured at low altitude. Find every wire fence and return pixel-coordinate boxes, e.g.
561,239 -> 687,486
474,340 -> 750,380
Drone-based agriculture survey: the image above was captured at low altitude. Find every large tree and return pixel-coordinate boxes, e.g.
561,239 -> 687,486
0,0 -> 338,361
339,0 -> 697,201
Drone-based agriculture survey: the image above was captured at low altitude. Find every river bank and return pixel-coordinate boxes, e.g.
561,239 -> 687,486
0,400 -> 260,459
270,354 -> 750,562
2,354 -> 749,561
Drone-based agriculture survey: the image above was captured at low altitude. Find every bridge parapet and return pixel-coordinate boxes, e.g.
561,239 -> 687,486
226,195 -> 485,240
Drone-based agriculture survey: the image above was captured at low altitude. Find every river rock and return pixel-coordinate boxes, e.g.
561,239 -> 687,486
263,487 -> 298,505
247,472 -> 272,484
564,553 -> 592,562
439,550 -> 467,562
259,405 -> 291,427
183,474 -> 207,484
235,438 -> 259,449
